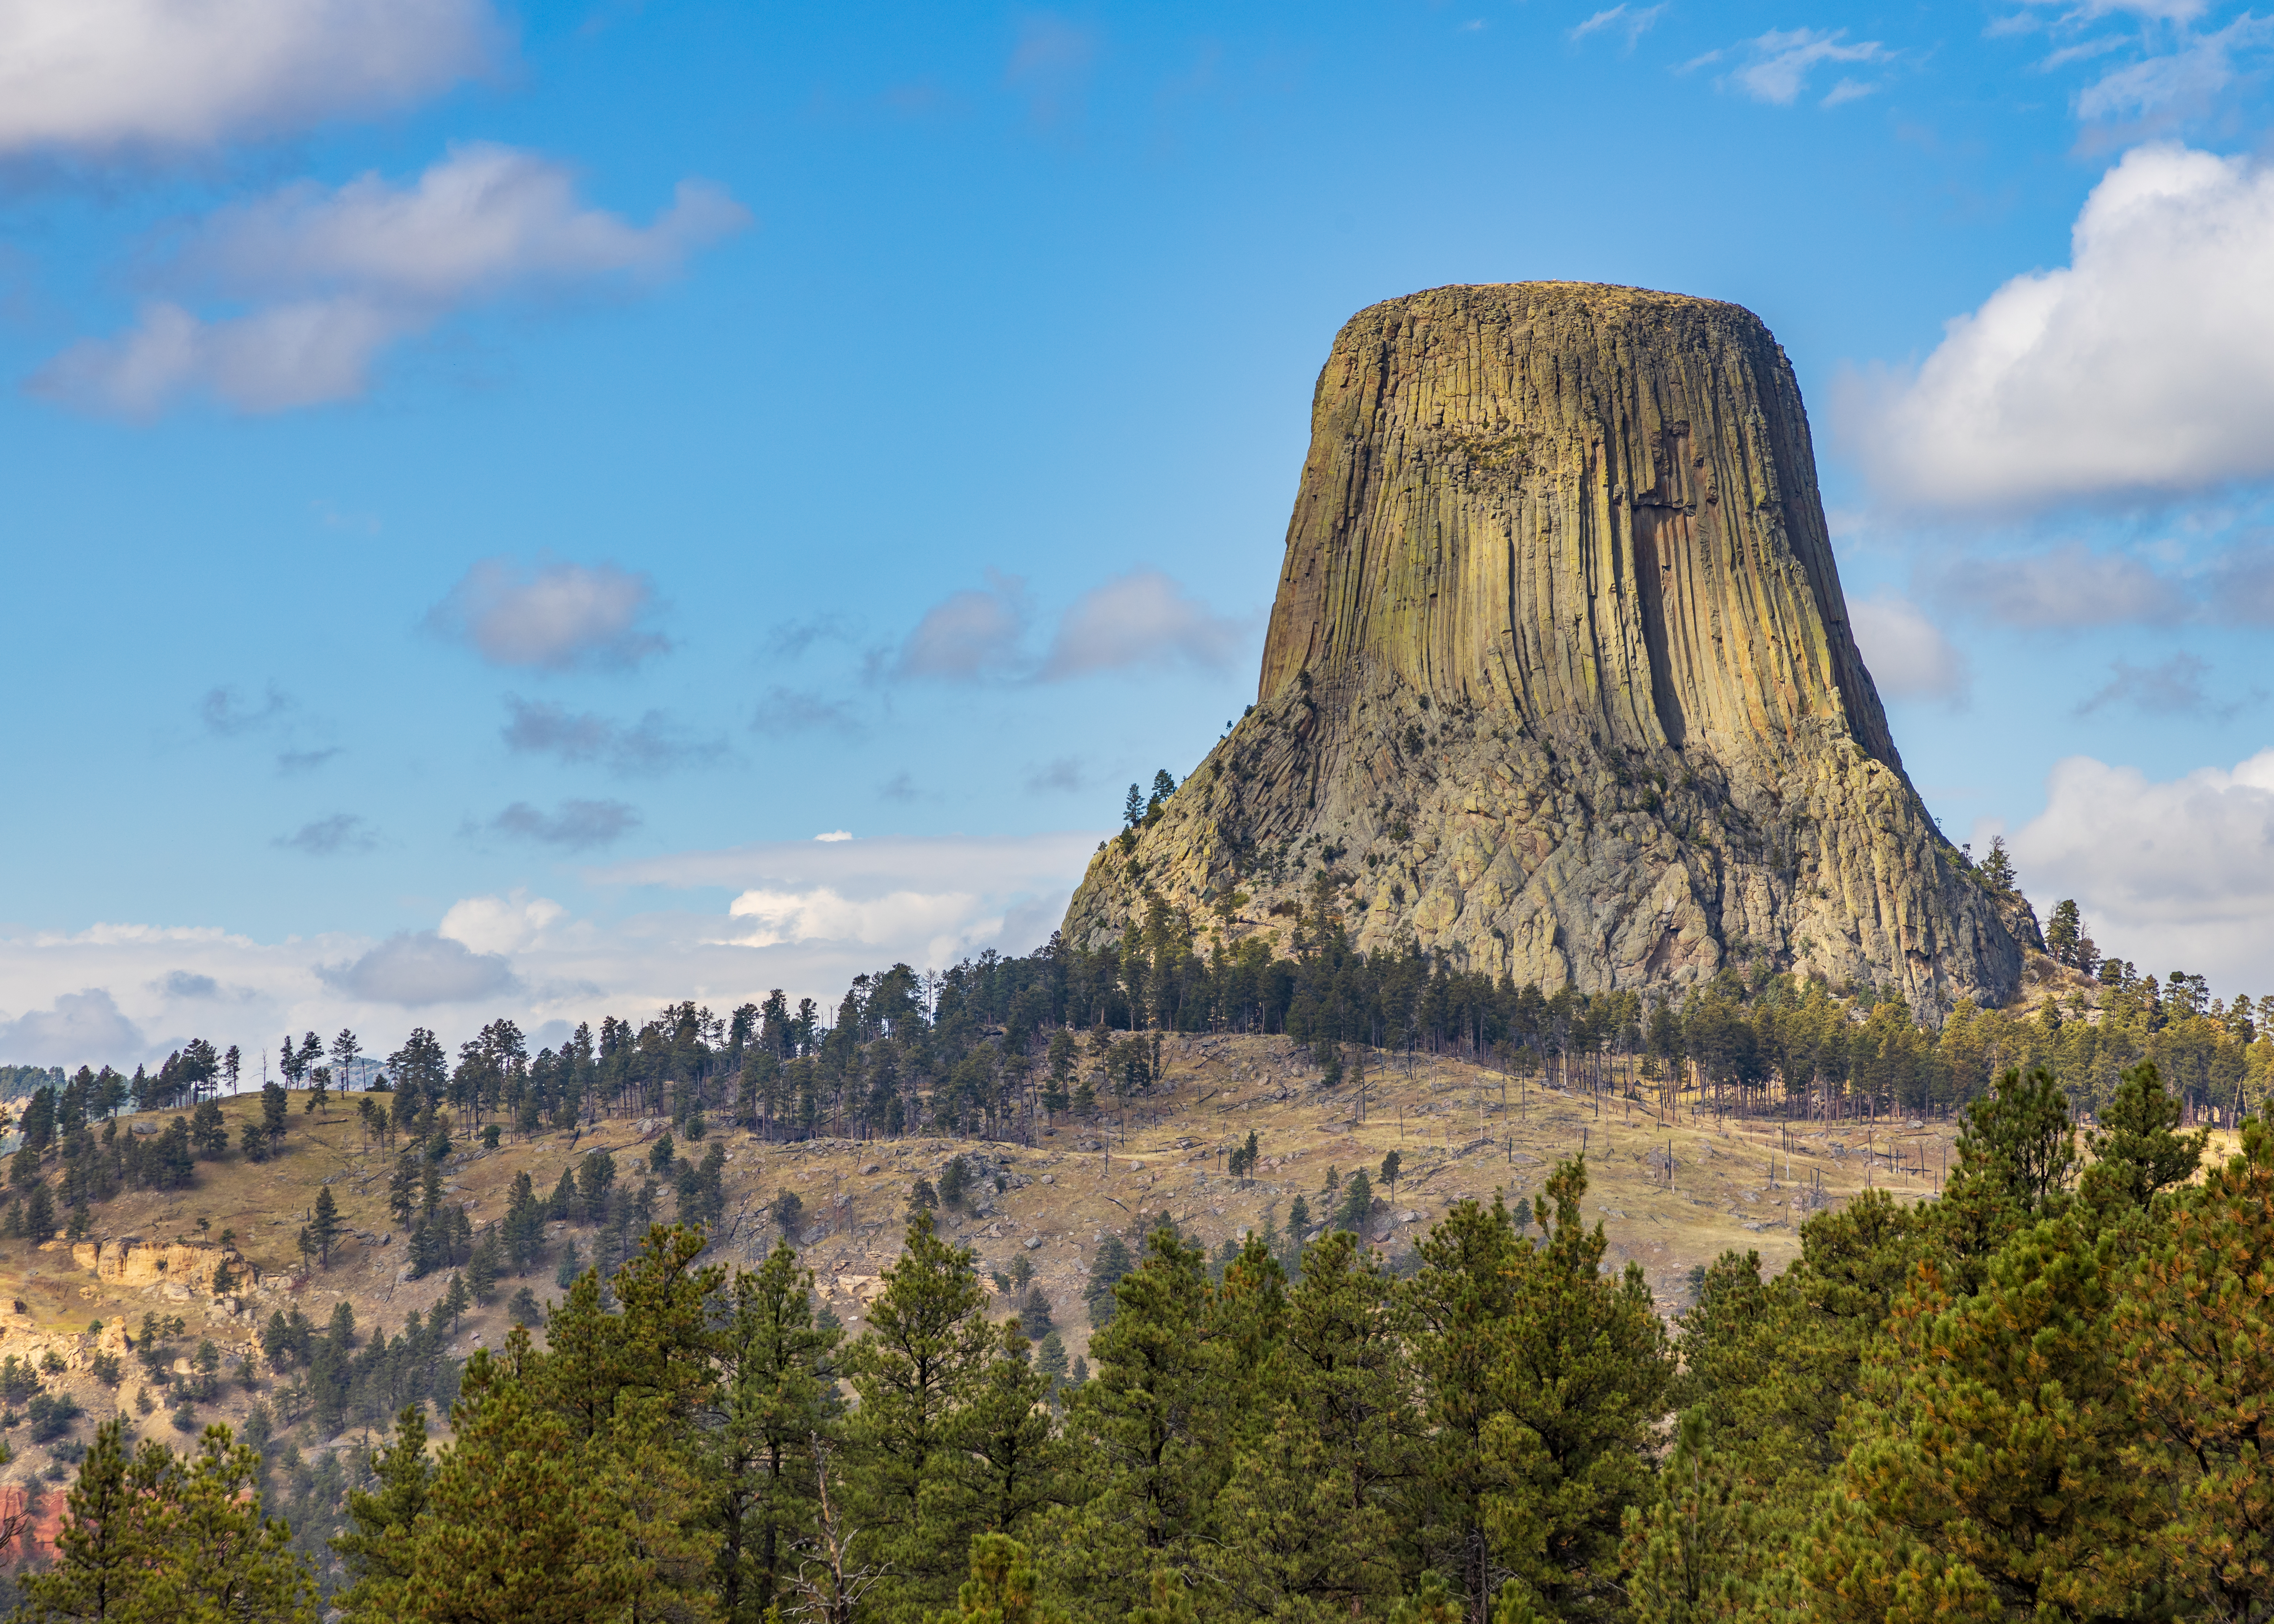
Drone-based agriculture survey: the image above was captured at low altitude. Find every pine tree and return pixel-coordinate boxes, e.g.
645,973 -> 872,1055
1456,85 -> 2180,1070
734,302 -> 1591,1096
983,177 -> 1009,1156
392,1331 -> 635,1624
2081,1059 -> 2205,1218
710,1241 -> 844,1623
2113,1104 -> 2274,1622
841,1210 -> 1005,1622
310,1186 -> 341,1267
441,1273 -> 470,1333
924,1534 -> 1068,1624
1085,1234 -> 1132,1330
333,1406 -> 433,1619
1047,1223 -> 1220,1621
1405,1167 -> 1672,1624
24,1419 -> 318,1623
20,1416 -> 142,1622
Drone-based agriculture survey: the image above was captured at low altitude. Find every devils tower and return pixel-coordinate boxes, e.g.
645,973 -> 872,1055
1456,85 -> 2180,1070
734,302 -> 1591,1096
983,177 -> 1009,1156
1062,282 -> 2026,1014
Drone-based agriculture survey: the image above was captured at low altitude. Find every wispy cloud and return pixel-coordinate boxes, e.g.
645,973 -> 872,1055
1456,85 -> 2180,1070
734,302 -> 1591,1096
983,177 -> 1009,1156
1719,27 -> 1887,105
499,696 -> 724,776
1005,13 -> 1098,129
274,813 -> 377,856
1024,757 -> 1086,794
489,799 -> 642,850
200,683 -> 293,736
890,568 -> 1255,685
1569,3 -> 1666,48
2077,652 -> 2254,717
751,686 -> 863,738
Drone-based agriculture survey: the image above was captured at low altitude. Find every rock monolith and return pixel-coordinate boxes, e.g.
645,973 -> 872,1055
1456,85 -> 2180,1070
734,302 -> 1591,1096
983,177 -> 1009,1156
1062,282 -> 2025,1013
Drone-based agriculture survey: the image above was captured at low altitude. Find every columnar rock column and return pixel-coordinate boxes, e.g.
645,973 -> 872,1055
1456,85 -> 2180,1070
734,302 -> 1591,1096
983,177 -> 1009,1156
1064,282 -> 2023,1013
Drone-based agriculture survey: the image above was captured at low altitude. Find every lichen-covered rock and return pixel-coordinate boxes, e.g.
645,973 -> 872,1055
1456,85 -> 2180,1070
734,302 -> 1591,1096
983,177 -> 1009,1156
1063,282 -> 2022,1014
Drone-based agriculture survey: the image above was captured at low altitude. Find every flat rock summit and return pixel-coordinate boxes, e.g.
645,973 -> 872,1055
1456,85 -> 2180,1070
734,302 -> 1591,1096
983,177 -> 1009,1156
1065,282 -> 2028,1013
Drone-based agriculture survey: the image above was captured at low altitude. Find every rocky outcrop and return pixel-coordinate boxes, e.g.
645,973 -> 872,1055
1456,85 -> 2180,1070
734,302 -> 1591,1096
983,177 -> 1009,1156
1063,282 -> 2022,1014
70,1238 -> 254,1299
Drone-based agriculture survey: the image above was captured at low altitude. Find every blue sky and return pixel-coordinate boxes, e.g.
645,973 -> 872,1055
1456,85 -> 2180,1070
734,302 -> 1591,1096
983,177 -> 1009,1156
4,0 -> 2273,1068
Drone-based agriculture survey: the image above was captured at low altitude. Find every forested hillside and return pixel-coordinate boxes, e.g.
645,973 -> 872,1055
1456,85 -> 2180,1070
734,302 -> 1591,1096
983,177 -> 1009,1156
11,1058 -> 2274,1624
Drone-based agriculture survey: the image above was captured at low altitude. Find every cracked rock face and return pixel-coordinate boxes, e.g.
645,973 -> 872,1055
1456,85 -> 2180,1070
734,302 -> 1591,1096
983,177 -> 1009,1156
1062,282 -> 2022,1014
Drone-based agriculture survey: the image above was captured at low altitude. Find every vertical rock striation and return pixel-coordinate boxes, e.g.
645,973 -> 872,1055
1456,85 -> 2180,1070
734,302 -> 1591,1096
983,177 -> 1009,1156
1062,282 -> 2023,1013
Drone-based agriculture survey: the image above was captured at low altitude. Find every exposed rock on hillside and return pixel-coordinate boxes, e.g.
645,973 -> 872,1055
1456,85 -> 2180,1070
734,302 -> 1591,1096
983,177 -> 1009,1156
1064,282 -> 2022,1013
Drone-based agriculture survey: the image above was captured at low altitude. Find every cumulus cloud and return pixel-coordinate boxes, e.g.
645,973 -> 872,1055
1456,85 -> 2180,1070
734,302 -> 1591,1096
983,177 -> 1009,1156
2007,749 -> 2274,991
0,989 -> 144,1067
428,558 -> 667,671
438,891 -> 565,956
1039,570 -> 1255,679
0,829 -> 1100,1067
318,932 -> 517,1006
1718,27 -> 1887,105
1842,144 -> 2274,512
1848,593 -> 1970,700
879,772 -> 920,804
894,573 -> 1029,680
34,142 -> 749,416
490,799 -> 641,850
0,0 -> 501,155
727,886 -> 983,951
500,696 -> 724,776
274,813 -> 376,855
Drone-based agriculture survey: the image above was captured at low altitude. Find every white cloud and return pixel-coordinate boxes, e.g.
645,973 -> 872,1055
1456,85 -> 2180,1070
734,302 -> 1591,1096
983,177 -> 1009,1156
1842,144 -> 2274,512
894,573 -> 1029,680
1849,593 -> 1969,699
1039,570 -> 1256,679
0,0 -> 501,154
727,887 -> 984,951
2007,749 -> 2274,992
34,143 -> 748,416
0,833 -> 1097,1072
428,558 -> 667,671
1721,27 -> 1886,105
439,890 -> 566,956
0,989 -> 145,1068
318,932 -> 518,1006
